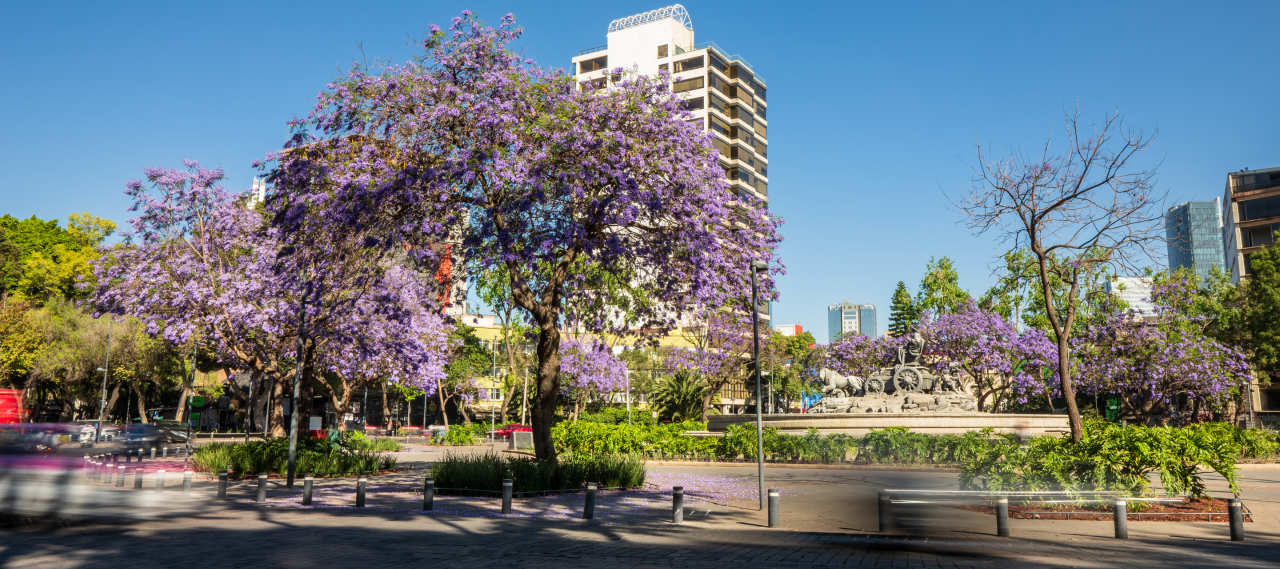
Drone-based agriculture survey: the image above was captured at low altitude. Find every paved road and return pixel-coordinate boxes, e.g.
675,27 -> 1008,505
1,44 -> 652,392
1,444 -> 1278,568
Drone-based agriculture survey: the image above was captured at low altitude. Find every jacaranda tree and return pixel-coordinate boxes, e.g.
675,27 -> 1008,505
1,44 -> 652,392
93,162 -> 450,432
558,337 -> 627,421
264,13 -> 781,459
919,303 -> 1057,412
1072,274 -> 1253,424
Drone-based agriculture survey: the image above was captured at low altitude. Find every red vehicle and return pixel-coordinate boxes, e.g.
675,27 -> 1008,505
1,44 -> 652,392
0,389 -> 29,424
489,424 -> 532,439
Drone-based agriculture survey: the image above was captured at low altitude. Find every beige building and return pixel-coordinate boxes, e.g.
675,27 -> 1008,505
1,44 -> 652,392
571,4 -> 769,206
1223,166 -> 1280,283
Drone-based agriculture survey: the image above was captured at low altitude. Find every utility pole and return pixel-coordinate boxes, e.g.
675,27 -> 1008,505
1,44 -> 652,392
750,260 -> 767,511
287,294 -> 306,488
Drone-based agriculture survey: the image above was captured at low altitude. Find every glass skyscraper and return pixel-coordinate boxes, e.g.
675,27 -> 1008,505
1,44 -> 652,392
1165,198 -> 1226,281
827,301 -> 876,342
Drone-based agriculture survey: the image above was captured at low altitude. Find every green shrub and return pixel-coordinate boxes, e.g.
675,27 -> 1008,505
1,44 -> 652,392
578,407 -> 657,425
432,452 -> 645,494
191,437 -> 396,477
440,423 -> 489,445
552,420 -> 714,458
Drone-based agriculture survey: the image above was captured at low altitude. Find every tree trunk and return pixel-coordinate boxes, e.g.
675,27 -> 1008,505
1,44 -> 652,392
499,380 -> 517,423
269,378 -> 286,437
700,389 -> 715,423
176,370 -> 193,423
380,386 -> 389,429
1057,337 -> 1083,441
104,383 -> 121,421
437,388 -> 450,427
531,324 -> 562,461
134,384 -> 149,424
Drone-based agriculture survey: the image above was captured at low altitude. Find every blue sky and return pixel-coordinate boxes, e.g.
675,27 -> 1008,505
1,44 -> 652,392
1,1 -> 1277,340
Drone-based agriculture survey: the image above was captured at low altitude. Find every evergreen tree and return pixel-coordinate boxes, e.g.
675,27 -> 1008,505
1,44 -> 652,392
887,281 -> 917,336
1245,234 -> 1280,372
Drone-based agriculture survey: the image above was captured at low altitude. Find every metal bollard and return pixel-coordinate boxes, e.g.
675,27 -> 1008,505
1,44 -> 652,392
217,472 -> 228,499
116,466 -> 125,487
183,470 -> 193,492
423,477 -> 434,511
303,476 -> 314,505
134,468 -> 143,489
256,474 -> 267,503
584,483 -> 597,520
996,497 -> 1010,537
150,447 -> 156,460
1229,499 -> 1244,541
1113,499 -> 1128,539
767,488 -> 779,528
162,446 -> 168,458
136,449 -> 143,463
877,491 -> 891,532
124,451 -> 131,464
356,476 -> 367,507
157,469 -> 166,489
501,479 -> 513,514
672,486 -> 684,524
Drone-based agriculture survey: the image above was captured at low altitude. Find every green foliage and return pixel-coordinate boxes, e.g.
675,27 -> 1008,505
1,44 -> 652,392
190,437 -> 395,477
961,420 -> 1249,498
439,422 -> 488,445
916,257 -> 972,316
432,453 -> 645,494
650,370 -> 710,422
578,406 -> 656,425
1244,234 -> 1280,371
888,281 -> 917,336
342,430 -> 402,452
0,213 -> 114,303
552,420 -> 715,458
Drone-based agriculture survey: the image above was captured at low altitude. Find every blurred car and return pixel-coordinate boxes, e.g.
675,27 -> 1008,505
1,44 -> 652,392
122,421 -> 190,452
489,424 -> 532,439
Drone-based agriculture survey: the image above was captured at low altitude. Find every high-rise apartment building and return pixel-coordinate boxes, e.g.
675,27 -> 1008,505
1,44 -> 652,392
1223,166 -> 1280,283
827,301 -> 876,342
571,5 -> 769,206
1165,198 -> 1225,281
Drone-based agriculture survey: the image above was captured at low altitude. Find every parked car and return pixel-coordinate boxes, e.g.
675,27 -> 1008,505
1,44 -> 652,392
489,424 -> 532,439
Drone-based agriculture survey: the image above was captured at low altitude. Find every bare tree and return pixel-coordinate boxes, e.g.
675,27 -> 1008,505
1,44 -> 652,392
960,111 -> 1164,441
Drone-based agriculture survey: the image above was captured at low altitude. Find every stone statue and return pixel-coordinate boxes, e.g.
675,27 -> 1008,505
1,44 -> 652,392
818,368 -> 862,398
897,331 -> 925,365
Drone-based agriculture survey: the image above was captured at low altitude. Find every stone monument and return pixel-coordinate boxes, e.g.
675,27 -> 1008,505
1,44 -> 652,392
810,332 -> 978,414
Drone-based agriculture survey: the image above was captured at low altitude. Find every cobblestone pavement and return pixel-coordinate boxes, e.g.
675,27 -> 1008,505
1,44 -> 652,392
2,446 -> 1278,568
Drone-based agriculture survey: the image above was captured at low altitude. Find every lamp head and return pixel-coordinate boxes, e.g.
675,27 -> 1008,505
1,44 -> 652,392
750,260 -> 768,273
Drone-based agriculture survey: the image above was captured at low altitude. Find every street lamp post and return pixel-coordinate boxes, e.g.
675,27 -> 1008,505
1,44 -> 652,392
750,259 -> 768,511
96,317 -> 113,441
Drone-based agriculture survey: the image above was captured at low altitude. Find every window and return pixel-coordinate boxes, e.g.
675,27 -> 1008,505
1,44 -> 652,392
754,122 -> 766,138
659,63 -> 668,72
657,44 -> 668,58
1241,195 -> 1280,221
580,78 -> 607,91
709,52 -> 727,72
756,103 -> 766,119
730,64 -> 753,84
753,138 -> 767,156
708,93 -> 728,114
578,56 -> 607,73
674,56 -> 704,73
680,96 -> 705,111
672,76 -> 703,93
708,74 -> 730,96
1243,224 -> 1279,247
712,138 -> 732,157
709,115 -> 730,136
753,80 -> 767,101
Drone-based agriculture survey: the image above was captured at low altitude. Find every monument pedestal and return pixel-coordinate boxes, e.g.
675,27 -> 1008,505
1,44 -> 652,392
707,413 -> 1070,438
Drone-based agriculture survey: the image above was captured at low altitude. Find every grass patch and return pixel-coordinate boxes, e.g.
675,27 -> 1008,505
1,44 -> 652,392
432,453 -> 645,495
